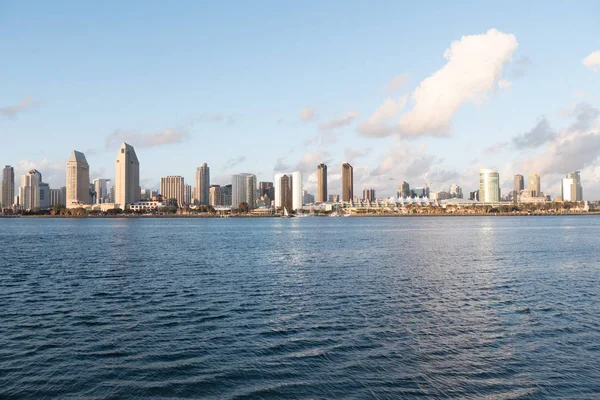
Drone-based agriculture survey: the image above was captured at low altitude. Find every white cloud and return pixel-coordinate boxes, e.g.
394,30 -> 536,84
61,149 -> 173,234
583,50 -> 600,71
105,128 -> 188,149
0,96 -> 39,119
300,107 -> 318,122
16,158 -> 66,188
397,28 -> 518,138
357,96 -> 407,138
319,111 -> 360,131
386,73 -> 409,93
498,80 -> 513,90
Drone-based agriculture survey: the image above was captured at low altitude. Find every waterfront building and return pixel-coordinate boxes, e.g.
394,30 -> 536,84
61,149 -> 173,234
19,169 -> 42,210
317,162 -> 327,202
363,188 -> 376,202
160,176 -> 185,208
279,174 -> 293,211
195,163 -> 210,205
412,187 -> 430,198
449,184 -> 463,199
66,150 -> 90,208
328,194 -> 340,203
274,171 -> 303,211
114,142 -> 140,209
223,184 -> 232,206
50,187 -> 66,207
341,162 -> 353,202
479,169 -> 500,203
469,190 -> 480,201
431,190 -> 451,201
561,171 -> 583,201
209,185 -> 224,206
514,174 -> 524,195
397,181 -> 410,198
528,173 -> 541,197
258,181 -> 274,199
303,190 -> 315,205
1,165 -> 14,209
93,179 -> 111,204
232,173 -> 257,209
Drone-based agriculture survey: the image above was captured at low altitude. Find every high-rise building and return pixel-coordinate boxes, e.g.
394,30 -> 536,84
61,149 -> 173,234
1,165 -> 15,209
479,169 -> 500,203
302,190 -> 314,205
50,187 -> 66,207
184,184 -> 193,205
114,142 -> 140,209
341,162 -> 353,202
528,173 -> 540,197
66,150 -> 90,208
329,194 -> 340,203
93,179 -> 111,204
209,185 -> 224,206
232,173 -> 257,209
513,174 -> 524,195
160,176 -> 185,208
449,184 -> 463,199
258,181 -> 274,198
397,181 -> 410,198
223,184 -> 232,207
274,171 -> 303,210
279,174 -> 293,212
19,169 -> 50,210
195,163 -> 210,205
561,171 -> 583,201
317,162 -> 327,202
363,188 -> 376,202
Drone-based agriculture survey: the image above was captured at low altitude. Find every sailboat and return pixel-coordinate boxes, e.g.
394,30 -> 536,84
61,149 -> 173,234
281,207 -> 292,218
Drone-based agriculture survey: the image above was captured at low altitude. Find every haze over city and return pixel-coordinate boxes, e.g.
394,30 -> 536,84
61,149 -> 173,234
2,1 -> 600,199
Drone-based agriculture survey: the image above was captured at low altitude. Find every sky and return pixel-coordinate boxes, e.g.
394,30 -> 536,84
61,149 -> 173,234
1,1 -> 599,199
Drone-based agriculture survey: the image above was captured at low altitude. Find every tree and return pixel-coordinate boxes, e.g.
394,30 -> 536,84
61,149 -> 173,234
238,202 -> 250,213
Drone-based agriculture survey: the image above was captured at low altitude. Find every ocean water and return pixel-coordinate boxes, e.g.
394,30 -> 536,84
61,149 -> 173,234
1,216 -> 599,399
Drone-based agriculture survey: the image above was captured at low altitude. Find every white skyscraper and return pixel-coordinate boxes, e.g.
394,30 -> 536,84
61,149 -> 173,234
93,179 -> 111,204
66,150 -> 90,208
231,173 -> 257,209
160,176 -> 185,208
114,142 -> 140,209
195,163 -> 210,205
274,171 -> 303,211
479,169 -> 500,203
561,171 -> 583,201
19,169 -> 42,211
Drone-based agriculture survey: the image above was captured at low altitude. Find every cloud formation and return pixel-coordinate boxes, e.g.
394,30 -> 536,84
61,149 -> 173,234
300,107 -> 318,122
498,80 -> 513,90
105,128 -> 188,149
344,147 -> 373,161
0,97 -> 39,119
583,50 -> 600,71
319,111 -> 360,131
386,73 -> 409,93
397,29 -> 518,138
223,155 -> 247,169
512,117 -> 555,148
357,96 -> 407,137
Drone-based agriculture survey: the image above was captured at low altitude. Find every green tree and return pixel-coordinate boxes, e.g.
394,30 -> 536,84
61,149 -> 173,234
238,202 -> 250,213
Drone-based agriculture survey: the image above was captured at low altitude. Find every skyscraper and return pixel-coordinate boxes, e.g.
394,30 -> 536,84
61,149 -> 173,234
209,185 -> 224,206
66,150 -> 90,208
231,173 -> 257,209
561,171 -> 583,201
274,171 -> 303,210
479,169 -> 500,203
341,162 -> 353,202
195,163 -> 210,205
528,173 -> 540,197
317,162 -> 327,202
279,174 -> 293,212
363,188 -> 376,202
397,181 -> 410,198
19,169 -> 43,211
114,142 -> 140,209
93,179 -> 111,204
514,174 -> 524,195
160,176 -> 185,208
50,187 -> 66,207
258,181 -> 274,200
184,184 -> 193,206
1,165 -> 14,209
223,184 -> 232,207
449,184 -> 463,199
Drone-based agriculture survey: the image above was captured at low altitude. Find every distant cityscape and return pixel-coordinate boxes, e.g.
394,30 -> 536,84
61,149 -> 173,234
0,142 -> 586,214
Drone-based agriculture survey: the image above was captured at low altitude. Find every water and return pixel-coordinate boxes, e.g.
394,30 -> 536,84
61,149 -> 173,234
1,216 -> 599,399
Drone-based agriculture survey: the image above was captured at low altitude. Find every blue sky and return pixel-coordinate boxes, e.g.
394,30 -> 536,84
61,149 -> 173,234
1,1 -> 599,198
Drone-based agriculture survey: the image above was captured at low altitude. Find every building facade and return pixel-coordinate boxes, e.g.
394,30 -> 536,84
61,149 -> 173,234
160,176 -> 186,208
397,181 -> 410,198
114,142 -> 140,209
528,173 -> 541,197
317,162 -> 327,202
1,165 -> 14,209
232,173 -> 257,209
561,171 -> 583,201
209,185 -> 224,206
274,171 -> 303,211
93,179 -> 111,204
195,163 -> 210,205
479,169 -> 500,203
513,174 -> 524,196
19,169 -> 42,210
449,184 -> 463,199
279,174 -> 293,212
66,150 -> 90,208
50,187 -> 66,207
341,162 -> 353,202
363,188 -> 376,202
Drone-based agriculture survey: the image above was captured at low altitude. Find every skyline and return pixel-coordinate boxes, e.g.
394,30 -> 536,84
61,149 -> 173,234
1,2 -> 600,198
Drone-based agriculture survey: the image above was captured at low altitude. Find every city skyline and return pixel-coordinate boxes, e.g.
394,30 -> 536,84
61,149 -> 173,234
1,2 -> 599,199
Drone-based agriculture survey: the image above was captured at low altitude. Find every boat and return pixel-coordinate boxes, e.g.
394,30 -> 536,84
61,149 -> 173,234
281,207 -> 294,218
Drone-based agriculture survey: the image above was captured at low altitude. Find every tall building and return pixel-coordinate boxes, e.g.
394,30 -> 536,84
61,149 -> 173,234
514,174 -> 524,194
528,173 -> 541,197
317,162 -> 327,202
184,184 -> 193,205
209,185 -> 224,206
66,150 -> 90,208
93,179 -> 111,204
479,169 -> 500,203
223,184 -> 232,207
341,162 -> 353,202
232,173 -> 257,209
50,187 -> 66,207
329,194 -> 340,203
19,169 -> 44,210
302,190 -> 315,205
449,184 -> 463,199
274,171 -> 303,210
1,165 -> 14,209
279,174 -> 293,212
258,182 -> 274,199
114,142 -> 140,209
160,176 -> 185,208
195,163 -> 210,205
561,171 -> 583,201
363,188 -> 376,202
397,181 -> 410,198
